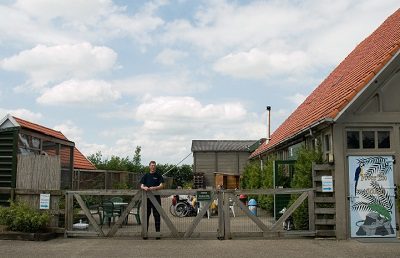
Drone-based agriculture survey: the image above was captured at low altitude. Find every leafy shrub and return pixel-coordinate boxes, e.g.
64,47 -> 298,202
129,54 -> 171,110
242,159 -> 275,214
290,145 -> 322,230
0,201 -> 50,233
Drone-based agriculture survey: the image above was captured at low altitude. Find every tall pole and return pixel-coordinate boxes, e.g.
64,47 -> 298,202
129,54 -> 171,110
266,106 -> 271,143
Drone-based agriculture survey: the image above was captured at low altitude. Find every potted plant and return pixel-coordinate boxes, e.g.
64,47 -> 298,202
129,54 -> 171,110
0,201 -> 56,241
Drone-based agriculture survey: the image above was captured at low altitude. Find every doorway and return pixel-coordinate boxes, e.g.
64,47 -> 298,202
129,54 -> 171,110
348,156 -> 396,237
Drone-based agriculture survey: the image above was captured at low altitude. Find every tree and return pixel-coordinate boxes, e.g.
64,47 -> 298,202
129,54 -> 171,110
131,146 -> 143,172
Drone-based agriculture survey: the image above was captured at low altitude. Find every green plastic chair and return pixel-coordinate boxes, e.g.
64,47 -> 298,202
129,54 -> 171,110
129,200 -> 141,225
110,196 -> 124,216
85,201 -> 103,225
102,201 -> 118,227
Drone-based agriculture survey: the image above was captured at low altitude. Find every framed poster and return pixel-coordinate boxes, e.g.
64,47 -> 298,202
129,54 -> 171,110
348,156 -> 396,238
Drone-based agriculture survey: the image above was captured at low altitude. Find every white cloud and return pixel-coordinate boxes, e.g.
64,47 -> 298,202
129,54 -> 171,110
155,48 -> 188,65
0,4 -> 79,45
36,79 -> 120,105
113,73 -> 208,96
1,43 -> 117,89
136,96 -> 247,125
0,108 -> 43,122
163,0 -> 399,78
213,48 -> 310,79
286,93 -> 307,106
103,1 -> 165,45
0,0 -> 165,46
53,120 -> 83,142
13,0 -> 119,22
85,96 -> 266,164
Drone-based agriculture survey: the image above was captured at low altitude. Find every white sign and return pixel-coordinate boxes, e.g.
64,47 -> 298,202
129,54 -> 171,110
321,176 -> 333,192
39,193 -> 50,209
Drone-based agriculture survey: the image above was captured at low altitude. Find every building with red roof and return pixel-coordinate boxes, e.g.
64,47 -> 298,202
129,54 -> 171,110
250,9 -> 400,239
0,114 -> 96,198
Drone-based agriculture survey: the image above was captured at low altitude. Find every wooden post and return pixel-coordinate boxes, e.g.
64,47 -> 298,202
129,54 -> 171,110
141,190 -> 147,239
217,190 -> 224,239
65,192 -> 74,237
223,192 -> 231,239
308,190 -> 315,231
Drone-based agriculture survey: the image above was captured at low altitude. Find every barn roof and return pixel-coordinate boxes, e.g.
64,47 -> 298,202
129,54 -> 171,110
192,140 -> 258,152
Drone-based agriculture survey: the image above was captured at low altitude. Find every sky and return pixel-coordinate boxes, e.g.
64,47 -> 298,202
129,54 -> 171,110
0,0 -> 398,165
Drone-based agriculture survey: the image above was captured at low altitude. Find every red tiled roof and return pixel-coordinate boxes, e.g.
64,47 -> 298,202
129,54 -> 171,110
251,8 -> 400,159
14,117 -> 68,140
73,147 -> 96,170
12,116 -> 96,170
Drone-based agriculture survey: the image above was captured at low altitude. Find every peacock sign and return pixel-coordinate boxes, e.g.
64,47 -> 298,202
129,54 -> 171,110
348,156 -> 396,238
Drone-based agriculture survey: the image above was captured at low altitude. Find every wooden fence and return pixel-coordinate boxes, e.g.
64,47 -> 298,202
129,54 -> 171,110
15,155 -> 62,227
72,169 -> 143,190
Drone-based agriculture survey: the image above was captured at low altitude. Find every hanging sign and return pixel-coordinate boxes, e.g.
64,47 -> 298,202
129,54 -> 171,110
196,191 -> 211,201
321,176 -> 333,192
39,193 -> 50,209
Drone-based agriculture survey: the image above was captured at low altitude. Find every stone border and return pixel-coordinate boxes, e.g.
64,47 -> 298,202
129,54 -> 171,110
0,231 -> 57,241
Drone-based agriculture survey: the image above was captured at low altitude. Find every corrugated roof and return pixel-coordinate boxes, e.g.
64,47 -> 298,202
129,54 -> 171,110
192,140 -> 257,152
12,116 -> 96,170
251,8 -> 400,159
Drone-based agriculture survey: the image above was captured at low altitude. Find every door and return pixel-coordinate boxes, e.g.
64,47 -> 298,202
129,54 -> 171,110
348,156 -> 396,237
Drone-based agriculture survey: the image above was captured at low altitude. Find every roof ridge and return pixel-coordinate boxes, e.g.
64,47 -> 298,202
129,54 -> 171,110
13,116 -> 64,135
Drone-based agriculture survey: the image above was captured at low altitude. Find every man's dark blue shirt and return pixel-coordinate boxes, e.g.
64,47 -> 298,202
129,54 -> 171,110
140,172 -> 164,187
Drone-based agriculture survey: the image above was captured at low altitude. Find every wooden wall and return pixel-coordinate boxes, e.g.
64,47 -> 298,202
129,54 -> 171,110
194,151 -> 249,188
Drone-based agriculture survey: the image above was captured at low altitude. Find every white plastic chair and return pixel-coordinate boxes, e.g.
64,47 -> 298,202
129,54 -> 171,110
229,198 -> 235,217
198,201 -> 210,219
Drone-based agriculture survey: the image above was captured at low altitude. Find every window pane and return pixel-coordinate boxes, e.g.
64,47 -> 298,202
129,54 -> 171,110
324,134 -> 331,152
362,131 -> 375,149
378,131 -> 390,148
347,131 -> 360,149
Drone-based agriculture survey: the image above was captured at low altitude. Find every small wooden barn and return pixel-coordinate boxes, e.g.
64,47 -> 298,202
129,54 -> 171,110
192,140 -> 262,189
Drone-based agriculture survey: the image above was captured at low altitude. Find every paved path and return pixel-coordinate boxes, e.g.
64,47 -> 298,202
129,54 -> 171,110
1,237 -> 400,257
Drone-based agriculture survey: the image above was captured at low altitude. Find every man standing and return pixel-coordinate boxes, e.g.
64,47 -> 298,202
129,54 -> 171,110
140,160 -> 164,239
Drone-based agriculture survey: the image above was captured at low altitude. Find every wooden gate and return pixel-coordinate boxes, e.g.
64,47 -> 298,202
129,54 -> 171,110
64,188 -> 316,239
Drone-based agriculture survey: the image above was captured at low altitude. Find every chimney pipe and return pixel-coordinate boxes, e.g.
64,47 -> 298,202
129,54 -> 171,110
266,106 -> 271,143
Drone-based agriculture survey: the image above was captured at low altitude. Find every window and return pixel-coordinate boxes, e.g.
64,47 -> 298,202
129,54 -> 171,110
324,134 -> 331,152
362,131 -> 375,149
378,131 -> 390,148
347,131 -> 360,149
18,133 -> 41,154
346,129 -> 391,150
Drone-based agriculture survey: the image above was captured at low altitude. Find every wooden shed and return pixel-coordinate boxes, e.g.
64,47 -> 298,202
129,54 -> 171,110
0,114 -> 95,206
192,140 -> 262,189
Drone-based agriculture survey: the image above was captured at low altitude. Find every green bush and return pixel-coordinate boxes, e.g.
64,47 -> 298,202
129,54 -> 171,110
242,159 -> 275,214
290,145 -> 322,230
0,201 -> 50,233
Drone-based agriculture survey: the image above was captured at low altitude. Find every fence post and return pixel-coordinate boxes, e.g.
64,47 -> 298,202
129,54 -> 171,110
223,191 -> 231,239
65,192 -> 74,237
217,190 -> 224,239
141,190 -> 147,239
308,190 -> 315,231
